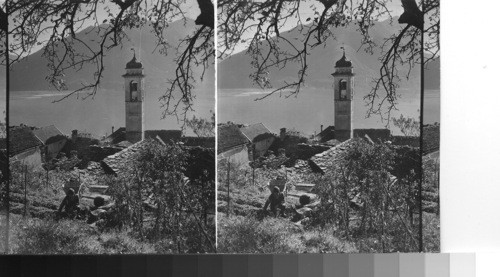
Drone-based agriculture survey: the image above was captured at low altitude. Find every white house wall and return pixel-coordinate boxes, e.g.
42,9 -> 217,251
253,137 -> 275,158
46,139 -> 67,161
12,147 -> 42,167
217,145 -> 250,164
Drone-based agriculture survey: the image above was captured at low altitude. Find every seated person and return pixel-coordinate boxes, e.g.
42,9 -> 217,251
263,186 -> 286,217
87,196 -> 106,224
58,188 -> 79,218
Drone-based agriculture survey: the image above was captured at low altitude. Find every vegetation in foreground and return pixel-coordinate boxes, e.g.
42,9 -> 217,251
217,138 -> 440,253
218,214 -> 357,254
1,140 -> 215,254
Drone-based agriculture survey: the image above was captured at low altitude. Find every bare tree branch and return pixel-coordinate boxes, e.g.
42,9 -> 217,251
218,0 -> 439,122
7,0 -> 215,122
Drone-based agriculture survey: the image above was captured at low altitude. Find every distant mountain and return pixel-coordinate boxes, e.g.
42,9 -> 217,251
10,19 -> 214,92
218,19 -> 437,92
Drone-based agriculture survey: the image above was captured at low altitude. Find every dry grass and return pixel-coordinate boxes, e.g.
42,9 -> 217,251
6,215 -> 157,254
217,214 -> 357,254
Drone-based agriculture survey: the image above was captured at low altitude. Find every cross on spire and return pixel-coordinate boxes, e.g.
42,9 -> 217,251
131,48 -> 136,60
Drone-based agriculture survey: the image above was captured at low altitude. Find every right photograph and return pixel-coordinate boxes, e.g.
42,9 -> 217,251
216,0 -> 439,253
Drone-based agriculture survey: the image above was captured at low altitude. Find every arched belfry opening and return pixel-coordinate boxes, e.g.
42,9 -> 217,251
130,80 -> 138,101
339,79 -> 347,99
122,49 -> 145,143
331,46 -> 354,142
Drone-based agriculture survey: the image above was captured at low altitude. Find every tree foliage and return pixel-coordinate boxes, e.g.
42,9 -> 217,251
5,0 -> 214,121
106,139 -> 215,253
185,110 -> 215,137
218,0 -> 439,121
312,139 -> 424,252
392,114 -> 420,136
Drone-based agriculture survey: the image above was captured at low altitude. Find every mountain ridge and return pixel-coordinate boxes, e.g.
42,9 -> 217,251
218,20 -> 439,91
9,19 -> 214,94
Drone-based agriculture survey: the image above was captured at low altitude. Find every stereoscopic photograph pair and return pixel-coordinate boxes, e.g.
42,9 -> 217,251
0,0 -> 440,255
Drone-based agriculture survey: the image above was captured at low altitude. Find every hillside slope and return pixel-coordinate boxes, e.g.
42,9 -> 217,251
10,20 -> 214,92
218,19 -> 438,91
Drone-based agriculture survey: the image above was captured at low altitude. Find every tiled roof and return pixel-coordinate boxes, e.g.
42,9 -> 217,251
101,139 -> 151,175
182,136 -> 215,148
240,123 -> 273,142
85,161 -> 106,176
310,140 -> 354,174
391,135 -> 420,148
353,129 -> 391,142
116,140 -> 132,148
145,130 -> 182,144
32,125 -> 65,144
317,126 -> 335,142
9,126 -> 43,156
218,124 -> 248,154
290,159 -> 314,176
105,127 -> 126,144
105,129 -> 183,145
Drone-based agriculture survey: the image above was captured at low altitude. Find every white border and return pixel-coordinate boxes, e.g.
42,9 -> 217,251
441,0 -> 500,275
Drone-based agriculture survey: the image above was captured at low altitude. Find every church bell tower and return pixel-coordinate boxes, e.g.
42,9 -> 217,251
123,50 -> 144,143
332,47 -> 354,142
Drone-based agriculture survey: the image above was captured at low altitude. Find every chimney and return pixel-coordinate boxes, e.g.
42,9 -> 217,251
320,125 -> 323,133
112,126 -> 114,134
280,128 -> 286,141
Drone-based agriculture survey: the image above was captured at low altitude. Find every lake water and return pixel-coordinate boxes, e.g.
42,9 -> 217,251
8,87 -> 438,138
218,88 -> 440,135
10,89 -> 215,137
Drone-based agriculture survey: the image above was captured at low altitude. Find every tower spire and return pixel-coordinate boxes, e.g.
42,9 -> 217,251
123,48 -> 145,143
334,45 -> 352,69
332,44 -> 354,142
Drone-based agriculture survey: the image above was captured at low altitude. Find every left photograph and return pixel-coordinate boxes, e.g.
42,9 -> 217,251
0,0 -> 6,254
2,0 -> 215,254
